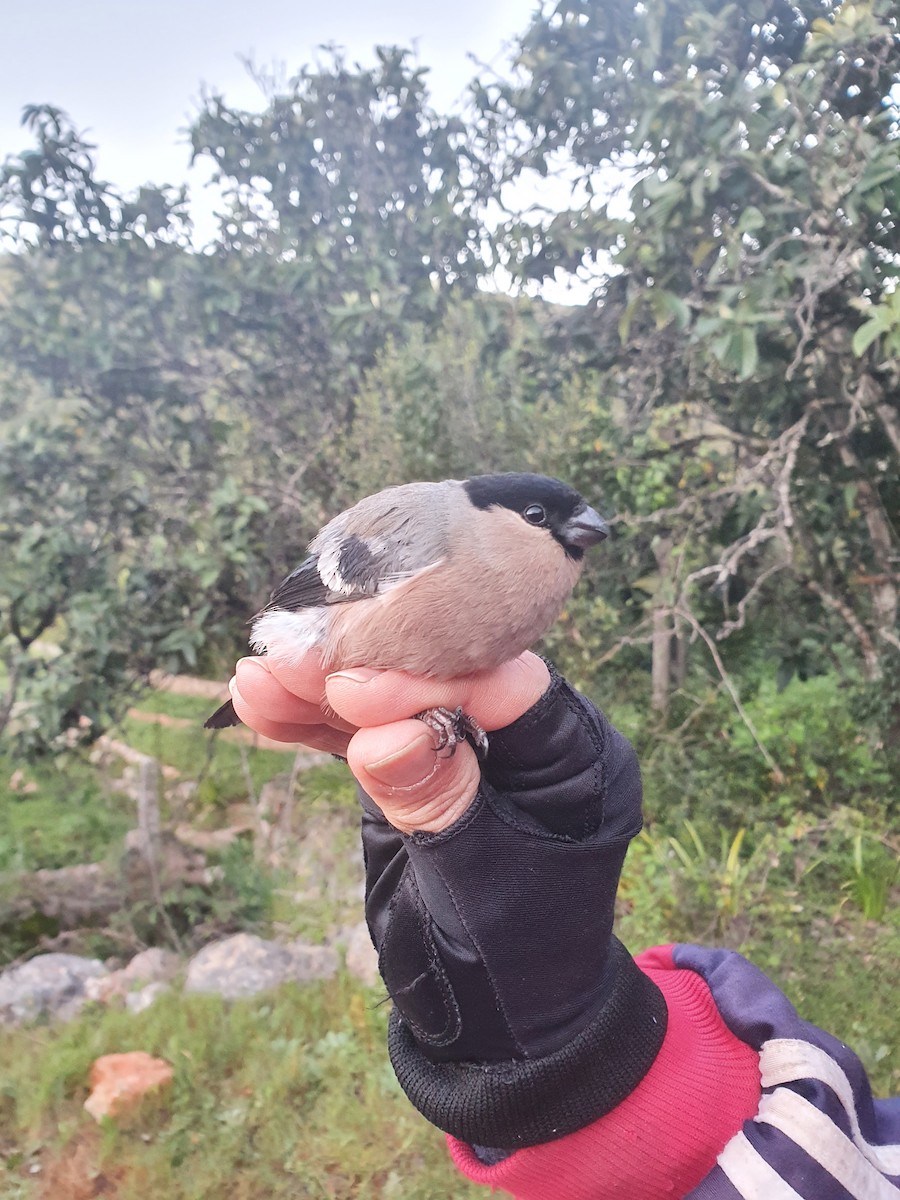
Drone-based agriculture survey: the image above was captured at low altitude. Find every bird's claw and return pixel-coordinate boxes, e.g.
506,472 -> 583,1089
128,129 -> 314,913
414,706 -> 489,760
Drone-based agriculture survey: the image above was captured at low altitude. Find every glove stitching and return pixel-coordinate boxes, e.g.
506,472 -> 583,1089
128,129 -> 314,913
416,898 -> 463,1048
390,969 -> 430,997
412,783 -> 608,847
572,689 -> 607,838
379,863 -> 462,1047
487,680 -> 607,828
543,683 -> 605,839
485,666 -> 563,771
423,850 -> 529,1060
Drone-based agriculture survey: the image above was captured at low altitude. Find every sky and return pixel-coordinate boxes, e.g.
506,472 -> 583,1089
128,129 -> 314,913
1,0 -> 539,234
0,0 -> 604,302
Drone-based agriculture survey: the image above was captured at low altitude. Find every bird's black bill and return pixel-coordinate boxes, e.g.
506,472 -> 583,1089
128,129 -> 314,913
561,505 -> 610,548
204,698 -> 242,730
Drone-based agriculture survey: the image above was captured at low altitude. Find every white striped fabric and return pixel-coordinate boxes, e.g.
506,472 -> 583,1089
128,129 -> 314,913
717,1131 -> 804,1199
756,1089 -> 899,1200
759,1038 -> 900,1176
713,1037 -> 900,1200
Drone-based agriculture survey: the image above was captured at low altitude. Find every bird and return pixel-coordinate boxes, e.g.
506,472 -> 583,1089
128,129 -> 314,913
204,472 -> 609,755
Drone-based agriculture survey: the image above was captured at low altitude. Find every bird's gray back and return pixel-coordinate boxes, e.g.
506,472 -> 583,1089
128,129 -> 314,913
309,480 -> 456,593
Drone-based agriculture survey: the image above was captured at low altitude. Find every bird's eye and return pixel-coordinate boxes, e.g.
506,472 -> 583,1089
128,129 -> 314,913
523,504 -> 546,525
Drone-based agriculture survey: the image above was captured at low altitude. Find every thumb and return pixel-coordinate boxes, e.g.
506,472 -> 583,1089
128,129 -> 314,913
347,719 -> 480,835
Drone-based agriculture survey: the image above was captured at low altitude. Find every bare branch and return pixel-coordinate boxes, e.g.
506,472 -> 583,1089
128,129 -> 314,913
592,628 -> 656,667
875,401 -> 900,458
673,604 -> 784,782
805,579 -> 881,680
717,562 -> 790,640
0,652 -> 21,741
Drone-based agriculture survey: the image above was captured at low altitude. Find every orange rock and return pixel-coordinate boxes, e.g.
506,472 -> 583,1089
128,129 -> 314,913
83,1051 -> 173,1121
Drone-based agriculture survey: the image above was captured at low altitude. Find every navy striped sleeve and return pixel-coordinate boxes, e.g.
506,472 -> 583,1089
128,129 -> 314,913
677,946 -> 900,1199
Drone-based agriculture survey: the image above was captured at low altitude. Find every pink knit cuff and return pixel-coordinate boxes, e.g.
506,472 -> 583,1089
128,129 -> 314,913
448,945 -> 761,1200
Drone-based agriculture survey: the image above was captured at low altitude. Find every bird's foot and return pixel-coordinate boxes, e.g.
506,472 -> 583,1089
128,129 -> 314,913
414,706 -> 489,760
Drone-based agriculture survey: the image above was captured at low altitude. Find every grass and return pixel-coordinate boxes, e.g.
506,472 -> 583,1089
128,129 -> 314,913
618,819 -> 900,1098
0,974 -> 482,1199
0,683 -> 897,1196
0,757 -> 133,874
130,692 -> 216,722
752,915 -> 900,1097
119,715 -> 298,812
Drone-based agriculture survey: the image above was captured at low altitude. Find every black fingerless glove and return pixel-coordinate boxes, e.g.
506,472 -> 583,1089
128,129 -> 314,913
359,664 -> 667,1149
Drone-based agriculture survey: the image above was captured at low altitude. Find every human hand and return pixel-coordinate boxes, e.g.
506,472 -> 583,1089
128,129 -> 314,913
226,650 -> 551,833
228,647 -> 665,1150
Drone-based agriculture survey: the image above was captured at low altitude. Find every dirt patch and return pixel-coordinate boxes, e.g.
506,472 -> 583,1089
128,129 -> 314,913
128,702 -> 325,756
148,671 -> 228,700
36,1129 -> 127,1200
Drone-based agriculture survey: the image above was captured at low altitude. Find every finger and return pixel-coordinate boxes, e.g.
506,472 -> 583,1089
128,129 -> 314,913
234,658 -> 328,725
230,679 -> 351,754
235,656 -> 355,734
326,651 -> 551,732
265,648 -> 332,707
348,720 -> 481,835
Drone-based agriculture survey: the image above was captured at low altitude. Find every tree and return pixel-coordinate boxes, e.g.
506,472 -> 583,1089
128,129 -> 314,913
0,108 -> 270,752
189,47 -> 477,364
178,48 -> 483,578
477,0 -> 900,708
0,61 -> 484,754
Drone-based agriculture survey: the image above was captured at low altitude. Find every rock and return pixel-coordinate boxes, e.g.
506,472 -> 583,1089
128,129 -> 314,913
121,830 -> 211,895
184,934 -> 292,999
344,921 -> 380,987
1,863 -> 124,928
0,954 -> 107,1024
125,982 -> 170,1015
184,933 -> 338,1000
285,941 -> 340,984
84,947 -> 180,1005
173,822 -> 253,852
121,947 -> 179,984
83,1052 -> 173,1121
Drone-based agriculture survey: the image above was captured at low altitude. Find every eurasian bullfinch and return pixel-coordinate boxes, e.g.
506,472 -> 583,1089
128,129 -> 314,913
204,473 -> 608,752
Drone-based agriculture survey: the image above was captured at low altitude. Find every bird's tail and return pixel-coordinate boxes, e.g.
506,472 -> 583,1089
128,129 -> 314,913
203,698 -> 242,730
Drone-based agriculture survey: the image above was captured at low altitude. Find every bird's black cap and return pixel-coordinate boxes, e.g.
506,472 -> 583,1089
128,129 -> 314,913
463,473 -> 584,517
463,473 -> 606,559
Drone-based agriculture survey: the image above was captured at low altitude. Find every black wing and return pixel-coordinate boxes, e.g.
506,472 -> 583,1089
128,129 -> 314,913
266,540 -> 388,612
265,555 -> 333,611
204,557 -> 335,730
204,698 -> 241,730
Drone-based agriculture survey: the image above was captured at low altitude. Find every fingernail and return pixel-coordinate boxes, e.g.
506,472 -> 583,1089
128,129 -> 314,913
237,657 -> 271,674
327,668 -> 380,685
366,733 -> 437,788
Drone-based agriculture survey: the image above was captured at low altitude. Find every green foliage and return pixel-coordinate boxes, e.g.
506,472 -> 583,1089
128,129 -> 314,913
0,977 -> 480,1198
192,47 -> 477,327
620,669 -> 894,829
624,820 -> 783,941
0,756 -> 132,873
734,674 -> 893,815
0,109 -> 276,755
0,105 -> 189,248
842,833 -> 899,922
338,295 -> 572,496
479,0 -> 900,700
